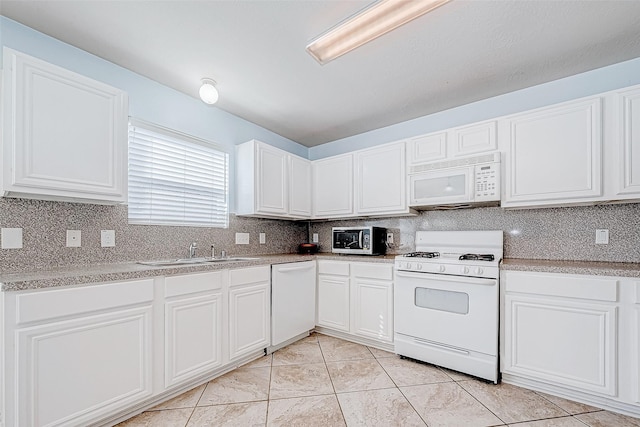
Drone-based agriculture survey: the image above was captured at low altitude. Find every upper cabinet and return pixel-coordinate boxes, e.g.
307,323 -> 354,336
1,48 -> 128,204
613,86 -> 640,198
501,97 -> 603,208
236,140 -> 311,219
313,153 -> 354,218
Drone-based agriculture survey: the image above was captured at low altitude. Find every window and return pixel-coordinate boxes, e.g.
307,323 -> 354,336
128,119 -> 229,228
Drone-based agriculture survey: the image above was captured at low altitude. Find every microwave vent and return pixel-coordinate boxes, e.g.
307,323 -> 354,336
410,152 -> 500,174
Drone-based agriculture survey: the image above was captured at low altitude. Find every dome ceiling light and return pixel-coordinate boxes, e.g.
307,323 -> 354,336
199,78 -> 219,104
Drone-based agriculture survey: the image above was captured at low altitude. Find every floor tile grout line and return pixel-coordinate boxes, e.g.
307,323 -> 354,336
395,384 -> 430,426
455,380 -> 510,425
265,354 -> 273,427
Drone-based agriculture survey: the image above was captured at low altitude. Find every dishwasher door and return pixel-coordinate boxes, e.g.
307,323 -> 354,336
271,261 -> 317,347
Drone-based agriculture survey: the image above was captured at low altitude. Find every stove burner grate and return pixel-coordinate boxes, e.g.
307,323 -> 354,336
459,253 -> 495,261
404,251 -> 440,258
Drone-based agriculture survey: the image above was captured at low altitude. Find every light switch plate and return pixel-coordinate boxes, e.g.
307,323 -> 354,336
259,233 -> 266,244
595,229 -> 609,245
1,228 -> 23,249
386,232 -> 394,244
235,232 -> 250,245
312,233 -> 319,243
101,230 -> 115,247
66,230 -> 82,247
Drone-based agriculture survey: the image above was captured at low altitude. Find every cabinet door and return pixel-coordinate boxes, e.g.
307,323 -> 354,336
452,120 -> 497,157
503,98 -> 602,207
229,283 -> 270,360
616,87 -> 640,196
289,155 -> 312,217
256,142 -> 288,215
165,292 -> 223,388
356,142 -> 407,215
15,307 -> 153,426
317,274 -> 350,332
312,154 -> 353,218
503,294 -> 617,397
407,132 -> 447,164
351,277 -> 393,342
2,48 -> 128,203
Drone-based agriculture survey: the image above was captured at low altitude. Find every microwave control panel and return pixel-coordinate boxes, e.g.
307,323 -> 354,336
474,163 -> 500,201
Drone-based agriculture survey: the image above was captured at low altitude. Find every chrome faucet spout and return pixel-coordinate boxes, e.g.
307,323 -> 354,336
189,242 -> 198,258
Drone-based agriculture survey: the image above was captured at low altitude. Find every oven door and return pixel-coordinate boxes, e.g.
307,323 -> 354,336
394,270 -> 498,356
409,166 -> 474,207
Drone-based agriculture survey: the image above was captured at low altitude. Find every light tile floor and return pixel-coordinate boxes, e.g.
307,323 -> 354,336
117,334 -> 640,427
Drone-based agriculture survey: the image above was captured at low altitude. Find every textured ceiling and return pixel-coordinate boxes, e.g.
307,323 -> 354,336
3,1 -> 640,147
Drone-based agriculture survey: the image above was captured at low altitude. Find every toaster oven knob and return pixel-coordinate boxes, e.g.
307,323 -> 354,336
475,267 -> 484,275
461,266 -> 469,274
438,265 -> 446,273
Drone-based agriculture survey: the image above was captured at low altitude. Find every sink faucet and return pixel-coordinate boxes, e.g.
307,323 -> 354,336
189,242 -> 197,258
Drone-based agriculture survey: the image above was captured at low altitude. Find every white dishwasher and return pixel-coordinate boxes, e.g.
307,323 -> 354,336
270,261 -> 317,350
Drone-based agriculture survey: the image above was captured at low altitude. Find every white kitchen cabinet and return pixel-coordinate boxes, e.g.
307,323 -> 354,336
236,139 -> 311,219
164,271 -> 223,388
451,120 -> 497,157
1,48 -> 128,204
4,279 -> 154,427
351,263 -> 393,343
614,86 -> 640,197
317,261 -> 351,332
312,153 -> 354,218
355,141 -> 415,216
407,131 -> 448,164
228,265 -> 271,360
271,261 -> 316,347
501,97 -> 603,208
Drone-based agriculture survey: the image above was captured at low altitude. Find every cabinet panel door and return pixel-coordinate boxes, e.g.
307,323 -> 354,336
617,87 -> 640,196
408,132 -> 447,164
2,48 -> 127,203
229,283 -> 270,360
503,98 -> 602,206
452,121 -> 497,157
317,275 -> 350,332
352,278 -> 393,342
313,154 -> 353,218
289,155 -> 312,217
356,142 -> 407,214
16,307 -> 152,426
504,295 -> 616,397
165,292 -> 222,388
256,142 -> 287,215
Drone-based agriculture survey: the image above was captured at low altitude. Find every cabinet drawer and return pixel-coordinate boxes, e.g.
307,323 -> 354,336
318,260 -> 349,276
165,271 -> 223,297
15,279 -> 154,325
229,265 -> 270,287
504,271 -> 617,302
352,263 -> 393,281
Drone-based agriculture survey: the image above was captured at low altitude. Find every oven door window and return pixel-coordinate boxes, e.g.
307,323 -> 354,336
415,287 -> 469,315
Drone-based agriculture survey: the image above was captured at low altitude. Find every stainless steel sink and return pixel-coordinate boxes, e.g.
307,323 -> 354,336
137,257 -> 260,266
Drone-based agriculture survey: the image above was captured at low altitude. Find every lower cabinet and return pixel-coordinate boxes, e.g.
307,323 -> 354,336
5,279 -> 154,427
228,265 -> 271,360
164,271 -> 223,388
502,270 -> 640,416
317,260 -> 393,345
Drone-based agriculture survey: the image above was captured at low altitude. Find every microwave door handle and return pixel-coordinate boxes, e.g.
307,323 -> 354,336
359,231 -> 364,249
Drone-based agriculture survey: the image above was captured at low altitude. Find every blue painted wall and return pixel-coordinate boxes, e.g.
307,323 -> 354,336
310,56 -> 640,160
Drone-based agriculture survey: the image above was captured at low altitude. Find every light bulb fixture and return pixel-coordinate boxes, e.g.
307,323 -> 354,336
199,78 -> 219,104
306,0 -> 451,65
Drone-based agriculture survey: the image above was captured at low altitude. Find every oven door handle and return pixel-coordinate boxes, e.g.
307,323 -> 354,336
395,271 -> 497,286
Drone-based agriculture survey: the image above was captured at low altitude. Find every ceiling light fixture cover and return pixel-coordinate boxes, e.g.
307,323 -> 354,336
306,0 -> 451,65
199,78 -> 219,104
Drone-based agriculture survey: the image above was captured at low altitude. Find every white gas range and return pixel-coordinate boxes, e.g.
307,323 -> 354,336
394,230 -> 503,383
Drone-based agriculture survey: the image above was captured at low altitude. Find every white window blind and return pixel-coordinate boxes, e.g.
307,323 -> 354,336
128,119 -> 229,228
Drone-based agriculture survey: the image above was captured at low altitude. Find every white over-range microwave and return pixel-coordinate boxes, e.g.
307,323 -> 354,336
408,153 -> 501,209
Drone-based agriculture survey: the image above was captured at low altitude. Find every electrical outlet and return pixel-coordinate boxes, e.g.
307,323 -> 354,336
101,230 -> 116,247
66,230 -> 82,247
1,227 -> 23,249
259,232 -> 266,244
595,229 -> 609,245
235,232 -> 250,245
386,232 -> 394,244
312,233 -> 319,243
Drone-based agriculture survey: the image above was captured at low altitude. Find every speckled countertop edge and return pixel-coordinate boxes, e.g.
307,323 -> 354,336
501,258 -> 640,278
0,253 -> 396,291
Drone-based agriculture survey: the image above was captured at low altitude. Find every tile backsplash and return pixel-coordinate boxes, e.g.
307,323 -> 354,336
0,198 -> 307,273
310,203 -> 640,263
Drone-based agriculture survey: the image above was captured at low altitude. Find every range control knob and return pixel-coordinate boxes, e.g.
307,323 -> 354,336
460,266 -> 469,274
407,263 -> 413,270
475,267 -> 484,275
438,265 -> 446,273
416,263 -> 423,271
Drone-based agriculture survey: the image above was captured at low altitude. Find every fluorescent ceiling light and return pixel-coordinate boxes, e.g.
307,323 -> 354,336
306,0 -> 451,65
